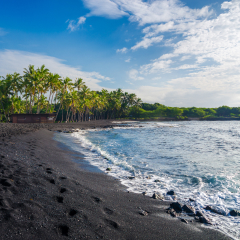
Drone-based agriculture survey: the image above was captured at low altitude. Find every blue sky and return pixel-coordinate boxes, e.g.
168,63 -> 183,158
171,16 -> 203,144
0,0 -> 240,107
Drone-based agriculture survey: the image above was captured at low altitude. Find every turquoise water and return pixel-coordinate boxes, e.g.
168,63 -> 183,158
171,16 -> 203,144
55,121 -> 240,239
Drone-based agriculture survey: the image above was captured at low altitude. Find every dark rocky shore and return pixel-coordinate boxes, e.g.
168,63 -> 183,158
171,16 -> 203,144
0,121 -> 231,239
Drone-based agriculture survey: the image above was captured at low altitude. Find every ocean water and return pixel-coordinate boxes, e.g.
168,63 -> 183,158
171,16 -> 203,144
54,121 -> 240,239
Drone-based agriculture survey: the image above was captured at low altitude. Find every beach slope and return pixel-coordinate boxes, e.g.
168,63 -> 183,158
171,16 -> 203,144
0,123 -> 230,239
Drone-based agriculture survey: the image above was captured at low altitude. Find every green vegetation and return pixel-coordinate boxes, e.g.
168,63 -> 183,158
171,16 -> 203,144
0,65 -> 141,122
1,65 -> 240,122
130,104 -> 240,120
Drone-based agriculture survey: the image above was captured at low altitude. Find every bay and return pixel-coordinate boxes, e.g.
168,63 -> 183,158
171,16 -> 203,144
55,121 -> 240,239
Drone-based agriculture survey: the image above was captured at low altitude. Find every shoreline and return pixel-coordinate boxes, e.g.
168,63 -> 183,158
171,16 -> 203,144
0,121 -> 231,239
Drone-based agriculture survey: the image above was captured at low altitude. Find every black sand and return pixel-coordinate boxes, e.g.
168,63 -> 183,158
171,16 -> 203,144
0,122 -> 231,239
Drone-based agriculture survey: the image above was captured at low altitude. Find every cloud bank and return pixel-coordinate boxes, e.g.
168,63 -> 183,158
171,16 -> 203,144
68,0 -> 240,107
0,50 -> 109,90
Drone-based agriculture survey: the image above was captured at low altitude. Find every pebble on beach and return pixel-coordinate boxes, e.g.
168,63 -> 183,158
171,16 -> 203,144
229,210 -> 240,217
167,190 -> 176,195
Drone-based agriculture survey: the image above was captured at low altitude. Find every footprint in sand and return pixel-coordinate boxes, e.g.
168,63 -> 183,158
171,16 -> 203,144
92,197 -> 102,203
0,179 -> 12,187
46,168 -> 53,174
60,187 -> 67,193
69,209 -> 78,217
49,179 -> 55,184
59,176 -> 67,180
1,208 -> 12,221
104,219 -> 119,229
56,196 -> 64,203
58,225 -> 69,236
104,208 -> 114,215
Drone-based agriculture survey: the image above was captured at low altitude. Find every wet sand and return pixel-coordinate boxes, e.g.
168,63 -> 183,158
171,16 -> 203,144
0,121 -> 231,239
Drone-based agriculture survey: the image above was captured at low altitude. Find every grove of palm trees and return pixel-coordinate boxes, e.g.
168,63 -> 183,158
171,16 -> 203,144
0,65 -> 142,122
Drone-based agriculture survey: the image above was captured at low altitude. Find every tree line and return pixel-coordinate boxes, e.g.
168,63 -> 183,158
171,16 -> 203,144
131,103 -> 240,119
0,65 -> 142,122
1,65 -> 239,122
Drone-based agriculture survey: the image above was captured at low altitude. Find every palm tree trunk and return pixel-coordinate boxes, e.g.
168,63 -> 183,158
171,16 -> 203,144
71,109 -> 74,122
1,100 -> 8,122
61,106 -> 64,122
46,91 -> 52,113
37,92 -> 40,114
29,95 -> 32,114
66,107 -> 71,122
25,96 -> 28,114
54,102 -> 61,122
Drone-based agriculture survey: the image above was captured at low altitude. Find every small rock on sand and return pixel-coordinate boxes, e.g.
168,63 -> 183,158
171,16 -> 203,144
167,190 -> 176,195
229,210 -> 240,217
139,210 -> 148,216
204,205 -> 226,216
182,205 -> 195,214
170,202 -> 182,212
152,193 -> 164,200
128,176 -> 135,180
199,216 -> 212,225
196,210 -> 204,217
181,218 -> 188,224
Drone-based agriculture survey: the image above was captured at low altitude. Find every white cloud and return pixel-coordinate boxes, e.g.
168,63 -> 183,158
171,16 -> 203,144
125,58 -> 131,62
79,0 -> 212,50
0,49 -> 109,90
140,59 -> 172,74
123,0 -> 211,26
81,0 -> 212,25
168,63 -> 240,92
124,84 -> 240,108
180,55 -> 191,61
152,77 -> 161,81
131,35 -> 163,50
67,16 -> 86,31
143,22 -> 175,37
159,53 -> 178,60
82,0 -> 128,19
221,1 -> 233,9
124,86 -> 169,104
174,64 -> 199,70
116,47 -> 128,53
135,1 -> 240,99
129,69 -> 144,80
71,0 -> 240,107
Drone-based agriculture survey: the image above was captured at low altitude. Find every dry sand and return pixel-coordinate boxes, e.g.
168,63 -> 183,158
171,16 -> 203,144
0,121 -> 231,239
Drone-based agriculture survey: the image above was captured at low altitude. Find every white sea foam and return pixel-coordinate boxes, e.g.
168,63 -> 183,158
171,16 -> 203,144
54,122 -> 240,240
112,121 -> 139,123
154,122 -> 180,128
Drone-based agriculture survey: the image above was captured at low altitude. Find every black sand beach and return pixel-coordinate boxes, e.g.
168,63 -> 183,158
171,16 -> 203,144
0,121 -> 231,239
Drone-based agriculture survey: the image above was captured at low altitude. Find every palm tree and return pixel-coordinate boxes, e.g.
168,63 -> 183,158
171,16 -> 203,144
23,65 -> 37,113
79,85 -> 91,121
46,73 -> 61,113
55,77 -> 73,122
68,90 -> 79,122
75,78 -> 85,91
106,89 -> 123,119
8,72 -> 23,98
0,64 -> 144,122
0,78 -> 10,121
36,65 -> 50,114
